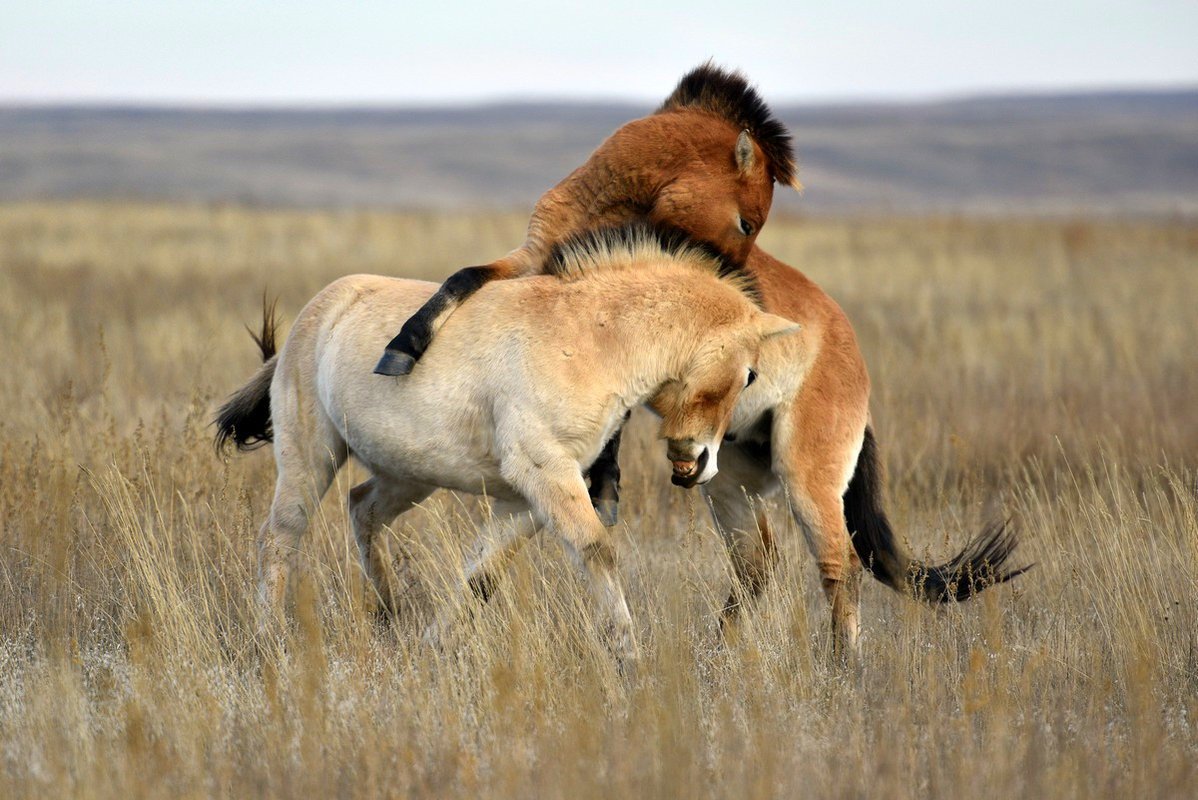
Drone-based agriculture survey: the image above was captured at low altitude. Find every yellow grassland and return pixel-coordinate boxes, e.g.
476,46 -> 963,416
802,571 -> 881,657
1,202 -> 1195,798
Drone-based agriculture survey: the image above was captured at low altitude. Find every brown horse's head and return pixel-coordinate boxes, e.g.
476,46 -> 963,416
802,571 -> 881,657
646,63 -> 799,264
650,309 -> 799,488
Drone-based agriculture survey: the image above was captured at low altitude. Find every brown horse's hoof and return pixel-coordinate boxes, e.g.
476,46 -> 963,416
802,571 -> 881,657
594,498 -> 619,527
374,350 -> 416,376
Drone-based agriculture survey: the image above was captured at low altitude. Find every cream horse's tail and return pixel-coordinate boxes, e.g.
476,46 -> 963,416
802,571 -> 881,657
214,298 -> 279,453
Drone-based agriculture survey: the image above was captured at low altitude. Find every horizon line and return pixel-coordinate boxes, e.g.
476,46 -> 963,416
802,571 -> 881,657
2,81 -> 1196,112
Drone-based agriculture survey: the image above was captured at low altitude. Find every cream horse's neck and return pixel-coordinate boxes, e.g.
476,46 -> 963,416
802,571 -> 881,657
553,267 -> 739,406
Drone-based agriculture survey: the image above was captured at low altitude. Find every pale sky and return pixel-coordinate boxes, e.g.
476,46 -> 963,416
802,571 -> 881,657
2,0 -> 1195,105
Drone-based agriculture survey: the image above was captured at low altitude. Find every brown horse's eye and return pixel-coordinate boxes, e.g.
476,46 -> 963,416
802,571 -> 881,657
746,369 -> 757,387
739,218 -> 755,236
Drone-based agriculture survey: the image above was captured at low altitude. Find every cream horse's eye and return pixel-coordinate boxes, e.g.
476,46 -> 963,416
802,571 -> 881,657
746,368 -> 757,387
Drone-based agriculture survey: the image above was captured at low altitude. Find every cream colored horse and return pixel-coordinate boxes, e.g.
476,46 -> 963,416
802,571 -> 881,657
216,225 -> 797,667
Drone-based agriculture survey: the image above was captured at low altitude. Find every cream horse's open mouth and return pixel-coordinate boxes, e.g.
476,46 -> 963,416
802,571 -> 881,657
670,446 -> 711,488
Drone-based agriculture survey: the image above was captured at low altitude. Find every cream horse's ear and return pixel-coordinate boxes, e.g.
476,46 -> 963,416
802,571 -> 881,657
756,312 -> 801,341
735,130 -> 755,175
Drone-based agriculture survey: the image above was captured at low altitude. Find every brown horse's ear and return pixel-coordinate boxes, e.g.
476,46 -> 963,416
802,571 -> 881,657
735,130 -> 755,175
756,313 -> 800,341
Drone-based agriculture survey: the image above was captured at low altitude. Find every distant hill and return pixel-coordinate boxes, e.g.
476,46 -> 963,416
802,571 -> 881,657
2,90 -> 1196,215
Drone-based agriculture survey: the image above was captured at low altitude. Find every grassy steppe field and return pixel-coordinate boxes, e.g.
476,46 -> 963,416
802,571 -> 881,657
1,202 -> 1196,798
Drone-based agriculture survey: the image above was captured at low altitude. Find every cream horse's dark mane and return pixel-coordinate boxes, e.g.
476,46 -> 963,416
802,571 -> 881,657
543,222 -> 762,307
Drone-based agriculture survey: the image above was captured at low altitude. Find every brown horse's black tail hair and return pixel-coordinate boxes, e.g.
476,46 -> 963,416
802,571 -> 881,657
844,427 -> 1030,602
214,298 -> 279,453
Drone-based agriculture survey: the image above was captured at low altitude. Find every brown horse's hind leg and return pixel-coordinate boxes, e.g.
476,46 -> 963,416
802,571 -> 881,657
348,476 -> 434,618
785,479 -> 864,658
702,442 -> 782,635
778,410 -> 867,658
374,255 -> 529,376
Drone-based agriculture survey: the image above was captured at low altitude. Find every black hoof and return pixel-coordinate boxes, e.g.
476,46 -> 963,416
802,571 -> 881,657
374,350 -> 416,376
594,498 -> 619,527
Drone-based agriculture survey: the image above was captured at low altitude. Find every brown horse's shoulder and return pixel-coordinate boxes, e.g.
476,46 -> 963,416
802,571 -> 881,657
749,248 -> 834,320
748,246 -> 867,379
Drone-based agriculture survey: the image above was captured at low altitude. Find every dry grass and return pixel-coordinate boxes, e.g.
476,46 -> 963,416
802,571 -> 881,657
1,202 -> 1196,798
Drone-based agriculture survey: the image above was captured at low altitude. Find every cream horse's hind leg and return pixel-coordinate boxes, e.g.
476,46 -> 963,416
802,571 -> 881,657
421,499 -> 538,647
348,476 -> 435,617
258,412 -> 347,625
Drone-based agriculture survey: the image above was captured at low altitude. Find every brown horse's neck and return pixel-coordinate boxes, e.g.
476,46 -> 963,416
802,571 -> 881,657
522,114 -> 728,260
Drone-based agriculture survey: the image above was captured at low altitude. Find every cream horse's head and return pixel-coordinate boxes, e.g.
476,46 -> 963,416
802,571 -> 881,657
650,311 -> 798,488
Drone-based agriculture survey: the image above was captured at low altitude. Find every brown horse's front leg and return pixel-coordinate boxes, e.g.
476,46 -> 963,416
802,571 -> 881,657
586,413 -> 629,527
376,250 -> 536,375
373,264 -> 495,375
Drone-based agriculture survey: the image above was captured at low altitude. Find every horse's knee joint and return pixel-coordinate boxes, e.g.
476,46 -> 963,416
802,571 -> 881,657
580,540 -> 617,570
821,571 -> 862,606
817,557 -> 853,583
270,502 -> 309,532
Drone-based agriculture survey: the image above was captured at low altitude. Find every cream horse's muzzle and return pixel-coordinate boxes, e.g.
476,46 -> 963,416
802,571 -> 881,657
669,444 -> 717,488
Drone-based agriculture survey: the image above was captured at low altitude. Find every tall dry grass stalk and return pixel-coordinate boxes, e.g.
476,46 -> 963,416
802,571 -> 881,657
1,202 -> 1195,797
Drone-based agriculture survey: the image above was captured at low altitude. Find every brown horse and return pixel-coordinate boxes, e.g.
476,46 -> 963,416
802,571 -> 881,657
378,64 -> 1026,654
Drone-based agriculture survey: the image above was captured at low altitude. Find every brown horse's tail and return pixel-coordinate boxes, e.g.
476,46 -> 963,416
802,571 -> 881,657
844,427 -> 1030,602
214,299 -> 279,453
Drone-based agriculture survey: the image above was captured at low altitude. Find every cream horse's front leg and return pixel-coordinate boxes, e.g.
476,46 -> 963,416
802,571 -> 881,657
504,449 -> 640,672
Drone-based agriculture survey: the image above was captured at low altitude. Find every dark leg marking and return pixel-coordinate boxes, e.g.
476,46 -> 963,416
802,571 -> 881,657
468,572 -> 501,604
374,265 -> 495,376
587,413 -> 629,527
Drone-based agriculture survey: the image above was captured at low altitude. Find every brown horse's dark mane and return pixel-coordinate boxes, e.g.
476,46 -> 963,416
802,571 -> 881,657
543,221 -> 762,308
658,62 -> 797,187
